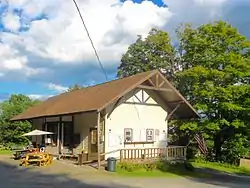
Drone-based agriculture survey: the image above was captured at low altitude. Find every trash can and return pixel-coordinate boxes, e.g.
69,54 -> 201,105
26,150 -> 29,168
107,157 -> 117,172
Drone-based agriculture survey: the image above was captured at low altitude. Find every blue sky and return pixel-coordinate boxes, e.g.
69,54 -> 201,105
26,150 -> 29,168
0,0 -> 250,101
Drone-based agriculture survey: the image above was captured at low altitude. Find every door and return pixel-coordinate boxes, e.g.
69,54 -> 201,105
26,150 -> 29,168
63,122 -> 72,147
89,127 -> 98,153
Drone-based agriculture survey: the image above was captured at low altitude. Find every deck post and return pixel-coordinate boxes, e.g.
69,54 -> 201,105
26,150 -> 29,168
97,111 -> 101,169
71,115 -> 74,155
44,117 -> 47,145
57,121 -> 60,157
58,116 -> 62,158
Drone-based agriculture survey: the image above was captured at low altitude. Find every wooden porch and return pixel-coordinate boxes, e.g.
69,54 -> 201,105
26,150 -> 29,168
77,145 -> 187,165
120,146 -> 187,161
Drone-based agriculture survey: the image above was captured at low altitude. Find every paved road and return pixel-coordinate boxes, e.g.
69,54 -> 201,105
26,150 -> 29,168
0,155 -> 249,188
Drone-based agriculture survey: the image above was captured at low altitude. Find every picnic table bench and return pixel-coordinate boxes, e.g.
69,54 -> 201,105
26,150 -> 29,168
13,148 -> 39,160
20,153 -> 52,167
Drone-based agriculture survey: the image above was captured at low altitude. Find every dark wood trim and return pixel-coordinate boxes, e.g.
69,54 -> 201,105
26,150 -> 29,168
144,95 -> 151,103
166,103 -> 182,120
156,74 -> 159,87
148,78 -> 155,86
158,80 -> 165,88
97,111 -> 101,169
137,85 -> 172,92
124,141 -> 154,145
12,110 -> 97,121
71,115 -> 74,154
46,120 -> 72,123
134,93 -> 142,103
157,72 -> 200,118
107,97 -> 123,118
58,116 -> 62,155
98,70 -> 158,112
124,101 -> 160,107
141,90 -> 145,102
166,100 -> 184,105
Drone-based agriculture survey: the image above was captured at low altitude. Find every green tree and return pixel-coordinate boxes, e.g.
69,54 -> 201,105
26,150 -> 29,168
67,84 -> 83,92
0,94 -> 40,147
176,21 -> 250,163
117,28 -> 178,82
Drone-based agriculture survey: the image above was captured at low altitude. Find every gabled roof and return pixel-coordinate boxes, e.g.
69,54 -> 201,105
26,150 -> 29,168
12,70 -> 199,121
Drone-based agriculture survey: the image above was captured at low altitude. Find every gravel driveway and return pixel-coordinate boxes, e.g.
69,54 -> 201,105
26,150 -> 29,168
0,155 -> 249,188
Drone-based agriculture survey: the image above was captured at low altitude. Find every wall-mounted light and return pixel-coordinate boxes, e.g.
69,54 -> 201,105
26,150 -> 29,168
109,129 -> 111,133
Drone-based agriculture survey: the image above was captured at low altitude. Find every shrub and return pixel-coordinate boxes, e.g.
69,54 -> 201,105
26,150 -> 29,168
117,160 -> 194,173
117,162 -> 144,172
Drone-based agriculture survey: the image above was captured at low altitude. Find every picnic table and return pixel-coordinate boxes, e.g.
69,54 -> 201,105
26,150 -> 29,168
13,148 -> 39,160
20,152 -> 52,167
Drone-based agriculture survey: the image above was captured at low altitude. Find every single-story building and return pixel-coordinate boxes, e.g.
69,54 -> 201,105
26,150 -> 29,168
12,70 -> 199,166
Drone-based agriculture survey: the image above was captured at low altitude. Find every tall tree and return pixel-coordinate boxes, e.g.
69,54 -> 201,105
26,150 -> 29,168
67,84 -> 83,92
176,21 -> 250,163
0,94 -> 40,147
117,28 -> 178,82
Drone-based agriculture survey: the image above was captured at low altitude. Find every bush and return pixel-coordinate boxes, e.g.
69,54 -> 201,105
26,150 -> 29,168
116,160 -> 194,173
116,161 -> 157,172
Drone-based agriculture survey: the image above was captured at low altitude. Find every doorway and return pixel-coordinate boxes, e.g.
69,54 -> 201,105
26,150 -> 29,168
89,127 -> 98,153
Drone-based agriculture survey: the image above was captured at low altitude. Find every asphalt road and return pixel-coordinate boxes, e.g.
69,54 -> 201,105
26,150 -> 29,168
0,155 -> 249,188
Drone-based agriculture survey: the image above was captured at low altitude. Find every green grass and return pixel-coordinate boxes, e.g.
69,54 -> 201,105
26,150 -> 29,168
116,168 -> 178,177
116,168 -> 209,178
191,160 -> 250,176
115,161 -> 210,178
0,150 -> 12,155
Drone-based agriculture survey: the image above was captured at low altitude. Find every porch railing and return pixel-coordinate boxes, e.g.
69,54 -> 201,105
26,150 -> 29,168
120,146 -> 186,161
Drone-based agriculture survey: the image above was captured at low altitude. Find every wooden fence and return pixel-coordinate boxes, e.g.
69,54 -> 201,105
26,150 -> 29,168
120,146 -> 186,161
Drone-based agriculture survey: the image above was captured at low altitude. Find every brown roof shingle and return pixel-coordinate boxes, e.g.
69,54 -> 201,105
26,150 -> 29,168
12,70 -> 157,120
12,70 -> 199,120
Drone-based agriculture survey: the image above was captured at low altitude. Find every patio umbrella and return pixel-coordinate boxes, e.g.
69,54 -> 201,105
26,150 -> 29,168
22,129 -> 54,148
22,129 -> 54,136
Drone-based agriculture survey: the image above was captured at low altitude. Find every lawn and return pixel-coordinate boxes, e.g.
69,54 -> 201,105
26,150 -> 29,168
116,168 -> 209,178
191,160 -> 250,176
115,161 -> 210,178
0,150 -> 12,155
115,160 -> 250,178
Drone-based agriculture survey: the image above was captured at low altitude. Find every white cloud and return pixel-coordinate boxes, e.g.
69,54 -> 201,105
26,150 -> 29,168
28,94 -> 53,101
2,11 -> 21,32
163,0 -> 228,35
0,0 -> 171,75
47,83 -> 68,93
0,0 -> 249,85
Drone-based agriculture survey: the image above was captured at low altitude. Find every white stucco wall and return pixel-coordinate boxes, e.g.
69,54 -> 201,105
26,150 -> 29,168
104,89 -> 168,159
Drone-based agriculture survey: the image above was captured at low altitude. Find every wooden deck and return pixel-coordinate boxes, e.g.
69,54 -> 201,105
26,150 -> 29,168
120,146 -> 186,162
56,146 -> 187,165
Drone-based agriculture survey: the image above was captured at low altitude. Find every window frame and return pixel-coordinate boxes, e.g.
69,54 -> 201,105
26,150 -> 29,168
146,129 -> 154,142
124,128 -> 133,142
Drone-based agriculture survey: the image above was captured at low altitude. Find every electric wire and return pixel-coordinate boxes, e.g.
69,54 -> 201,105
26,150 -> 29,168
71,0 -> 108,81
71,0 -> 140,119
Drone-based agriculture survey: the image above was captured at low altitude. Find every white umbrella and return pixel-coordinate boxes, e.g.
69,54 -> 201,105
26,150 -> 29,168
22,129 -> 54,136
22,129 -> 54,148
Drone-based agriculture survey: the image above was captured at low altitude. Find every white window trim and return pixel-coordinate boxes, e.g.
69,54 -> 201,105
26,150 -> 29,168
146,129 -> 154,142
124,128 -> 133,142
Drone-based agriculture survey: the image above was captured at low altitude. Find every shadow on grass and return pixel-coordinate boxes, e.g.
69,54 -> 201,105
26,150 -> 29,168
181,163 -> 250,188
0,159 -> 135,188
117,160 -> 250,188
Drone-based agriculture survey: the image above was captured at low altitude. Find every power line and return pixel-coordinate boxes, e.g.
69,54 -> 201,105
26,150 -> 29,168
71,0 -> 108,81
71,0 -> 140,118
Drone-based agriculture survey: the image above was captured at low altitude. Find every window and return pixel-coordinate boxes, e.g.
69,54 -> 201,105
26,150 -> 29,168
146,129 -> 154,142
124,128 -> 133,142
91,129 -> 97,144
